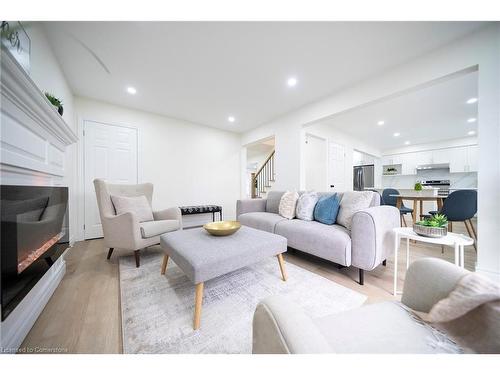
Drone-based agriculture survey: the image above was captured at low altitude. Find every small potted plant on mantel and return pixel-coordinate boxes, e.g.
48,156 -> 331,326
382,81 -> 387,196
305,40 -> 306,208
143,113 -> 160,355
413,213 -> 448,238
44,92 -> 64,116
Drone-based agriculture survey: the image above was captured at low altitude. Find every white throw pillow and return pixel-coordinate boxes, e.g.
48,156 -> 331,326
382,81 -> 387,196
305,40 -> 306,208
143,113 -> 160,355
296,191 -> 319,221
279,191 -> 299,220
110,195 -> 154,222
336,191 -> 374,230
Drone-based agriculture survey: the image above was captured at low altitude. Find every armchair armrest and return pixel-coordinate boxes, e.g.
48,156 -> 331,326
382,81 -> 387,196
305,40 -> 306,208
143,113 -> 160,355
154,207 -> 183,228
101,212 -> 142,250
401,258 -> 468,313
350,205 -> 400,271
236,199 -> 266,218
252,296 -> 331,354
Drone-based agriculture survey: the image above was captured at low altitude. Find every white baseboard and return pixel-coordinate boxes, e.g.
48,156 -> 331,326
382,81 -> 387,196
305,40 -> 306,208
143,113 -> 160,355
0,255 -> 66,353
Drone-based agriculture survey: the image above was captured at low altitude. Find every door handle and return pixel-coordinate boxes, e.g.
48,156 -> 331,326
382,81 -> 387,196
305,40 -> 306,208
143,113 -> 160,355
330,185 -> 335,188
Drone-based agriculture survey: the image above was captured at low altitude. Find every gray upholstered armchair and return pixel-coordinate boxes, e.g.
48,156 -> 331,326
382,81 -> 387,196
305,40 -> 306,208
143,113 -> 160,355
93,179 -> 182,267
252,258 -> 498,354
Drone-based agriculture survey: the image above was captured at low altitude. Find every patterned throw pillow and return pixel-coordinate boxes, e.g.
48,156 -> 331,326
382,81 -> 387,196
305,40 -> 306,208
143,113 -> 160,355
336,191 -> 374,230
313,193 -> 341,225
278,191 -> 299,220
296,192 -> 319,221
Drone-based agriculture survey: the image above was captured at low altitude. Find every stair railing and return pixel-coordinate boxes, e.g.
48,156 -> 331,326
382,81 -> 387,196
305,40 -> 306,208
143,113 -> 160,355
251,150 -> 275,198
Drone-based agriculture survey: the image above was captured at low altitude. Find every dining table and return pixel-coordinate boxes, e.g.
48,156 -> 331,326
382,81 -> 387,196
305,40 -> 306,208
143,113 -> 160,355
390,193 -> 445,223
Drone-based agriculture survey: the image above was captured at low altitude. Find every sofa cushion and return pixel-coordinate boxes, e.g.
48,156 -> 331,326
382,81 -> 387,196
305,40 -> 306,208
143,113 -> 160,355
238,212 -> 287,233
275,219 -> 351,266
279,191 -> 299,219
314,302 -> 463,353
336,191 -> 374,230
140,219 -> 180,238
296,191 -> 319,221
266,191 -> 286,214
313,193 -> 340,225
111,195 -> 154,222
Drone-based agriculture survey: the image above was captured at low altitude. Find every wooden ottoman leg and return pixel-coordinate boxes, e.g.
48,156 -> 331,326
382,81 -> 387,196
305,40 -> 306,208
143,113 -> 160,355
194,282 -> 204,330
277,254 -> 287,281
161,254 -> 169,275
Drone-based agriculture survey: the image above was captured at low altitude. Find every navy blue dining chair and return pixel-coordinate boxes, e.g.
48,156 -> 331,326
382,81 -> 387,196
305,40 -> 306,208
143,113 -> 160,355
427,189 -> 477,251
382,188 -> 413,227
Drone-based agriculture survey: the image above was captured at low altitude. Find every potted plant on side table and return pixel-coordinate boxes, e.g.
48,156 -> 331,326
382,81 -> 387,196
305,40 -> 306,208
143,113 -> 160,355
413,213 -> 448,238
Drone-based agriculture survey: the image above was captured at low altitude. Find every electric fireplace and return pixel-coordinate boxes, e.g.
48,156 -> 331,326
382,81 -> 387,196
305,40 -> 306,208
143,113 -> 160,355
1,185 -> 69,321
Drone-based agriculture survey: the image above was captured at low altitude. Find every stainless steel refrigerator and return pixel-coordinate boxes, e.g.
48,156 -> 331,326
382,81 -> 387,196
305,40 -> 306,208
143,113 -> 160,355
353,164 -> 374,191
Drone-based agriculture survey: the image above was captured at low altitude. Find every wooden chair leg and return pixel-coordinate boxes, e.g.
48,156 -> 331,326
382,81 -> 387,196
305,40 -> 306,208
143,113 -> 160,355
277,253 -> 287,281
106,248 -> 114,260
359,269 -> 364,285
464,220 -> 477,252
468,219 -> 477,239
448,221 -> 453,232
402,215 -> 407,227
382,260 -> 387,266
194,282 -> 204,330
161,254 -> 169,275
134,250 -> 140,268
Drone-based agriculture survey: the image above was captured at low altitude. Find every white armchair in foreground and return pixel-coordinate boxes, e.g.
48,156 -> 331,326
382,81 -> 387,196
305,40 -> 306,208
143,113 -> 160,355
93,178 -> 182,267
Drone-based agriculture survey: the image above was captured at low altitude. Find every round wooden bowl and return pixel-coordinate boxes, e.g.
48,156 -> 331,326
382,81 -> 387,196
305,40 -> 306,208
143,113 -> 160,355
203,221 -> 241,236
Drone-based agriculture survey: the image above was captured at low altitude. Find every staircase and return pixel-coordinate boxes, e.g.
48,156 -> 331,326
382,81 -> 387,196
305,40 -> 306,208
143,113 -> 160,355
251,150 -> 275,198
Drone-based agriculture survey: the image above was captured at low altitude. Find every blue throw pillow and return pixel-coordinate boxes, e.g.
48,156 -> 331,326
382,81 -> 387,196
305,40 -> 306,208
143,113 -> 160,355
313,193 -> 341,225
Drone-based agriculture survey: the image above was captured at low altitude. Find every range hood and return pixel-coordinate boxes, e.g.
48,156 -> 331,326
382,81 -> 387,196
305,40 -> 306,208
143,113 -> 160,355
416,163 -> 450,170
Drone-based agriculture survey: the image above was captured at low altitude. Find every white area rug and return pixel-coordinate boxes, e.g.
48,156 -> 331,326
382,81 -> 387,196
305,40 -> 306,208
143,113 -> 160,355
119,248 -> 366,353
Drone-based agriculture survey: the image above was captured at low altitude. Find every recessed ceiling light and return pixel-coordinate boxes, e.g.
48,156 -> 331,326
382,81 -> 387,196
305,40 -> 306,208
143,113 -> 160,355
227,116 -> 235,123
126,86 -> 137,95
468,130 -> 476,136
287,77 -> 298,87
467,118 -> 477,123
466,97 -> 478,104
393,132 -> 400,137
404,141 -> 410,145
377,120 -> 385,126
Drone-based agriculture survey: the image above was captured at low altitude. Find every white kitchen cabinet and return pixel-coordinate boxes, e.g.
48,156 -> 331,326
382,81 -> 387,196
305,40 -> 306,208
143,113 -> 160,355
413,150 -> 433,165
401,153 -> 417,175
449,146 -> 469,173
431,148 -> 450,164
467,145 -> 478,172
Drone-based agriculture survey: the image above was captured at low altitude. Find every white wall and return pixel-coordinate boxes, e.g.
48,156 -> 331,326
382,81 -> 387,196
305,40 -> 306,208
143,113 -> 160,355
304,122 -> 382,191
242,25 -> 500,281
75,97 -> 242,239
24,23 -> 78,243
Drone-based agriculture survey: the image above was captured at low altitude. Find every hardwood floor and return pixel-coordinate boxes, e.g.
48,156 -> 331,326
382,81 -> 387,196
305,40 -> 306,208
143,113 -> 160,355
20,219 -> 476,353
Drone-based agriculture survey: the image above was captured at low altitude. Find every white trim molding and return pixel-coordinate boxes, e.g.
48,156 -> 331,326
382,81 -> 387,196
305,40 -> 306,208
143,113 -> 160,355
0,46 -> 77,351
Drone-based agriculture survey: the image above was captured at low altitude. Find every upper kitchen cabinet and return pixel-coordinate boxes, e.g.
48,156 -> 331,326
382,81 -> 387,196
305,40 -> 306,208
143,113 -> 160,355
382,145 -> 478,175
467,145 -> 478,172
448,146 -> 468,173
431,148 -> 451,164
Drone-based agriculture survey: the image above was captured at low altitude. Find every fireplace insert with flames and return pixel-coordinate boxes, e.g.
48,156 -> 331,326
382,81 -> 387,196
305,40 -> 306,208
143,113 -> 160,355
1,185 -> 69,321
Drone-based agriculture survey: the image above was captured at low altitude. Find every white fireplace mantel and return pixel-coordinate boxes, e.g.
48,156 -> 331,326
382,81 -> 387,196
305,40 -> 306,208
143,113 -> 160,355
0,46 -> 77,351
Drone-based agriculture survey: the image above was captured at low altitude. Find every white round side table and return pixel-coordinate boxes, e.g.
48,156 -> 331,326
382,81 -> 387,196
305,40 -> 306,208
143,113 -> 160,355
392,227 -> 474,296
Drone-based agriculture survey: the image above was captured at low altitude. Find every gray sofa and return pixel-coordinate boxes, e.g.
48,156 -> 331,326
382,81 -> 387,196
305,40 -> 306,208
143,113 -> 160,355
236,191 -> 400,284
252,258 -> 477,353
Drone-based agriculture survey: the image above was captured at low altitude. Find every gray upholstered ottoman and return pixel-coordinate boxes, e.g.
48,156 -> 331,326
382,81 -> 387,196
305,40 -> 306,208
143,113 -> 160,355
160,225 -> 287,329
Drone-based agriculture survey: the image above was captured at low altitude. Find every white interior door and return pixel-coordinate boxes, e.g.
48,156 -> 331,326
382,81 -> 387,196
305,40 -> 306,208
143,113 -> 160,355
84,121 -> 138,239
328,141 -> 345,192
305,134 -> 327,191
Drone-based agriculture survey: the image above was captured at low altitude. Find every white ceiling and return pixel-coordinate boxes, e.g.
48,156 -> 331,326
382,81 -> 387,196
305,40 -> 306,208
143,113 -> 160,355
311,70 -> 478,151
43,22 -> 486,133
